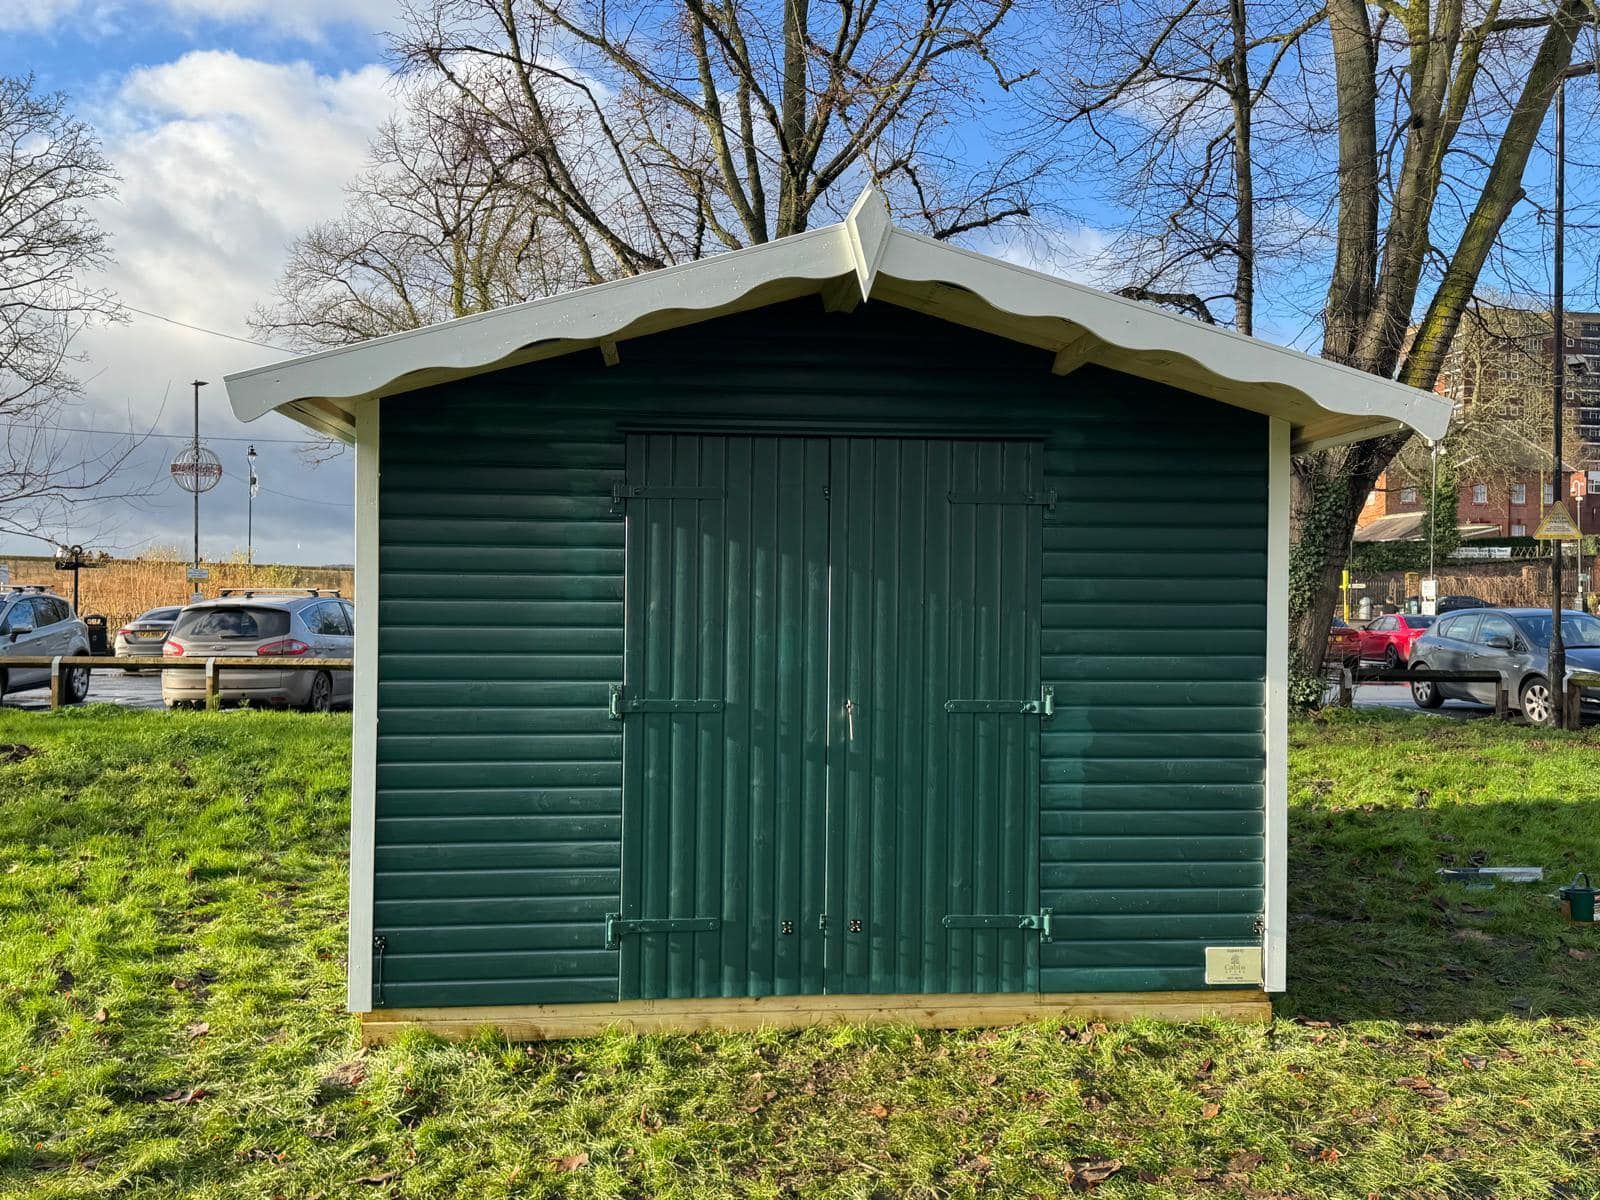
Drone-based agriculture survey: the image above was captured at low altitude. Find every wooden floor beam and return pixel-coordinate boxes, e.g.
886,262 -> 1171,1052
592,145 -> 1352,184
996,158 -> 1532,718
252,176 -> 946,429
360,989 -> 1271,1044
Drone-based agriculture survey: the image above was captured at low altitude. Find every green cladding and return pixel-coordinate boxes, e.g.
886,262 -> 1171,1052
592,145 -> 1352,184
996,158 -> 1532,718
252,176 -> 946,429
373,301 -> 1266,1009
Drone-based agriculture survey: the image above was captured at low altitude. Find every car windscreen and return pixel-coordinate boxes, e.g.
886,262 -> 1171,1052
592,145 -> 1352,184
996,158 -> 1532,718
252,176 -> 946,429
140,608 -> 182,622
170,606 -> 290,640
1514,612 -> 1600,648
1408,616 -> 1435,628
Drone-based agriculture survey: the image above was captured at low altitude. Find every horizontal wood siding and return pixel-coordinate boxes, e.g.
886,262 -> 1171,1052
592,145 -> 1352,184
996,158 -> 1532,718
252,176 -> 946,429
375,300 -> 1265,1007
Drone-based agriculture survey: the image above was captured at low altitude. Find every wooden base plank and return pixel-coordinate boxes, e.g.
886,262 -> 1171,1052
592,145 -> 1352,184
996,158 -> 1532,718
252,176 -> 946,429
360,989 -> 1271,1044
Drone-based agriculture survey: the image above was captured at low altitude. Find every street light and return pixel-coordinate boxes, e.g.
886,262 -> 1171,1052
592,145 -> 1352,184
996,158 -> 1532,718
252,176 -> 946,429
246,444 -> 258,565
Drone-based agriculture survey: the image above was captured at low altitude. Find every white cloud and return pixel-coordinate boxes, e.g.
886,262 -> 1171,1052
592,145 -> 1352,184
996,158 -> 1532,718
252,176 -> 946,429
9,51 -> 395,562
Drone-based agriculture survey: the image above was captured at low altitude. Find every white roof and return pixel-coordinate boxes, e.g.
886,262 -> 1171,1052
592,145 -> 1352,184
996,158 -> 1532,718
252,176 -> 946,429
225,187 -> 1452,453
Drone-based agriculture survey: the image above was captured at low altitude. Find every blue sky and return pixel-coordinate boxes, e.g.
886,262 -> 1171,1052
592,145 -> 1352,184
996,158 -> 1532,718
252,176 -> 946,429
1,0 -> 405,564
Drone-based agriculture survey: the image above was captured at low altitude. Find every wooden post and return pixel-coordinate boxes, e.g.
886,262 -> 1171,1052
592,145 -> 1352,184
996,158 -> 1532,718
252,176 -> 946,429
1339,666 -> 1354,708
1566,681 -> 1582,729
49,657 -> 62,710
205,658 -> 219,709
1495,683 -> 1509,719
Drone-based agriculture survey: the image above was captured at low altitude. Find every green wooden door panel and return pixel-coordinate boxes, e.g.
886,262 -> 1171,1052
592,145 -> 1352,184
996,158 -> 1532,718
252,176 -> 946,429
825,438 -> 1041,996
619,434 -> 830,1000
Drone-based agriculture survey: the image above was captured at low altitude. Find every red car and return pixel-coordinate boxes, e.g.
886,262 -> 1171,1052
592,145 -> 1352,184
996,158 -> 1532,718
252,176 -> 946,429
1356,612 -> 1436,668
1327,616 -> 1361,666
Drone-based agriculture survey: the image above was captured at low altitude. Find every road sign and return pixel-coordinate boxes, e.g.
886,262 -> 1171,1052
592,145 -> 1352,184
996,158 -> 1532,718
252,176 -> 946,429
1534,504 -> 1581,541
186,567 -> 210,581
170,445 -> 223,493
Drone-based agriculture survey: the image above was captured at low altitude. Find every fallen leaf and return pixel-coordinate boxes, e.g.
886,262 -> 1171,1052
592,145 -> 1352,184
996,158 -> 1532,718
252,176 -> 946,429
160,1087 -> 208,1105
1201,1102 -> 1221,1119
93,1008 -> 108,1024
1574,1058 -> 1595,1068
356,1171 -> 398,1185
319,1062 -> 367,1095
863,1102 -> 889,1119
1227,1150 -> 1264,1173
1066,1157 -> 1122,1191
1568,948 -> 1597,961
551,1152 -> 589,1172
1461,1054 -> 1487,1071
185,1022 -> 209,1039
1319,1147 -> 1342,1163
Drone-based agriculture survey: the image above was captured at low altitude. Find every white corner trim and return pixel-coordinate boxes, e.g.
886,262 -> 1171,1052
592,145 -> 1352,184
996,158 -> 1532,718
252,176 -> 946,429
844,185 -> 893,299
1264,417 -> 1290,992
348,398 -> 380,1013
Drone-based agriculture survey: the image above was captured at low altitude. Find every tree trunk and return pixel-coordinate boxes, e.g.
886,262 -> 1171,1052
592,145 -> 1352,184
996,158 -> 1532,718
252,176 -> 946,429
1228,0 -> 1253,336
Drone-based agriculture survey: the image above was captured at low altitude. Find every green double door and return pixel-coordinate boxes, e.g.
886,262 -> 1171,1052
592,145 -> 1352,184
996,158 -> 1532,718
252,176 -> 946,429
614,433 -> 1044,1000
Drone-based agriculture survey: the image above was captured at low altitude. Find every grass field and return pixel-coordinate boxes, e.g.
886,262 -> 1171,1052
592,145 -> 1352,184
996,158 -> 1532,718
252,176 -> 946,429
0,706 -> 1597,1199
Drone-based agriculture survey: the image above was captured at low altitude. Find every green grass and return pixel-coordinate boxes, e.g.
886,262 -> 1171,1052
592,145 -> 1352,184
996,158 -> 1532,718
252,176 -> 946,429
1,705 -> 1597,1199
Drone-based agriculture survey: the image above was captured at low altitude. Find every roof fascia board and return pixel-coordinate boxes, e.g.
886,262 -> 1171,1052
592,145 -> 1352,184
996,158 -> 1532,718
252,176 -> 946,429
873,227 -> 1453,445
224,226 -> 854,423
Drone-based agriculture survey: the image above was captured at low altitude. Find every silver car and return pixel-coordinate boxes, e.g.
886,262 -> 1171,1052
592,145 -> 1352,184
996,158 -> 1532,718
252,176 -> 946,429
114,605 -> 182,670
0,586 -> 92,704
161,590 -> 354,711
1408,607 -> 1600,724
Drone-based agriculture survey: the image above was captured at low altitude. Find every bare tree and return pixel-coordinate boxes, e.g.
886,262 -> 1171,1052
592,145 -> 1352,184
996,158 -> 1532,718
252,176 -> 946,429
0,74 -> 139,546
253,83 -> 592,351
389,0 -> 1043,282
1046,0 -> 1594,698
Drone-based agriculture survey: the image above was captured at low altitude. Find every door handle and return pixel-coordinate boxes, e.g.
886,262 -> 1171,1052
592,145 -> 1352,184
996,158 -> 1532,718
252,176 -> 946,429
843,699 -> 855,741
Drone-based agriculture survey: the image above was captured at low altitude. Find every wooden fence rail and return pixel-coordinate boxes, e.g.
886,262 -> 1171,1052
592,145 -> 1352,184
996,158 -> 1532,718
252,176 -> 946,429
2,655 -> 353,709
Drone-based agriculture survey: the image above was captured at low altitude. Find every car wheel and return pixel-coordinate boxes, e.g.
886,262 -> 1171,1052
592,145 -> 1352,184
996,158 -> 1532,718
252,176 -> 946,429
1519,676 -> 1555,726
61,665 -> 91,705
1410,661 -> 1444,709
1384,644 -> 1400,671
304,670 -> 333,714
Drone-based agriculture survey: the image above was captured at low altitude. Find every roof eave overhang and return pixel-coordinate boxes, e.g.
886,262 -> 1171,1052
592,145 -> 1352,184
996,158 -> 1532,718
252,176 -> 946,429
225,187 -> 1452,452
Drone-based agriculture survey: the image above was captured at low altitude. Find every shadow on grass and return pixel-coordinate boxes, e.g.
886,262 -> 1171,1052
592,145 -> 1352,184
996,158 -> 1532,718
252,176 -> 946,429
1279,798 -> 1600,1023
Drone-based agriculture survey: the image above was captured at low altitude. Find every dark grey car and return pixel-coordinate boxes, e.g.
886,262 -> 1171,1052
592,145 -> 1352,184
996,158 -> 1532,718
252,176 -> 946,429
1408,607 -> 1600,724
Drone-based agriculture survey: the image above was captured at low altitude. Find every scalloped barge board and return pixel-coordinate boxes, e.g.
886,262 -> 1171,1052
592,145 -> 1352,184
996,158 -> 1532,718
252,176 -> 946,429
359,990 -> 1272,1044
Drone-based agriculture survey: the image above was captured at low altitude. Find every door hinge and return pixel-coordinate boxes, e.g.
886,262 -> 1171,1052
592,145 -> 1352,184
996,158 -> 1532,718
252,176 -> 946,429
372,934 -> 388,1006
604,913 -> 722,949
608,683 -> 725,719
610,482 -> 724,514
947,488 -> 1057,511
945,685 -> 1054,718
942,909 -> 1054,942
1252,915 -> 1266,937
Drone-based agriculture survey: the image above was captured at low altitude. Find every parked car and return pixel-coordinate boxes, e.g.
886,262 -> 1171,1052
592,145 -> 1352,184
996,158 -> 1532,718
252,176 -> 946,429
1327,616 -> 1361,666
113,606 -> 182,670
0,586 -> 91,704
1357,612 -> 1436,669
161,590 -> 354,711
1435,594 -> 1490,615
1408,606 -> 1600,724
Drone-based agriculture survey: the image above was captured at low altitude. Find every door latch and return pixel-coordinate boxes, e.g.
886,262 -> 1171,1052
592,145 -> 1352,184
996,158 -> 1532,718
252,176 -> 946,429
944,685 -> 1054,718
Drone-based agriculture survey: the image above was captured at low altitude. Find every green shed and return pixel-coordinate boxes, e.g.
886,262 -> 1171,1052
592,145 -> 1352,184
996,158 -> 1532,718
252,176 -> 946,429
226,188 -> 1450,1040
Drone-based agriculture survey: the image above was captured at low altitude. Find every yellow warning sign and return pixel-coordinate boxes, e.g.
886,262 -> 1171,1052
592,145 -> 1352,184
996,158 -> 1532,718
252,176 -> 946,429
1534,504 -> 1582,541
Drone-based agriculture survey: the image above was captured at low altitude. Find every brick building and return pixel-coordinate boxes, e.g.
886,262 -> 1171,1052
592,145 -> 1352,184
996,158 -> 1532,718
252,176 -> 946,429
1357,469 -> 1600,540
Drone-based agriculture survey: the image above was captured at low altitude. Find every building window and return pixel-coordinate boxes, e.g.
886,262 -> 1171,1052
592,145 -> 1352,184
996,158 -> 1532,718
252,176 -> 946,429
1589,471 -> 1600,495
1545,483 -> 1556,504
1472,483 -> 1488,504
1585,323 -> 1600,338
1511,523 -> 1527,537
1511,483 -> 1527,505
1400,486 -> 1418,504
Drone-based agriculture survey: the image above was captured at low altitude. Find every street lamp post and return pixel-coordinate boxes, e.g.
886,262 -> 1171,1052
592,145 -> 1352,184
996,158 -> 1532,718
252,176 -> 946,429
1551,76 -> 1568,727
246,444 -> 258,565
191,379 -> 207,574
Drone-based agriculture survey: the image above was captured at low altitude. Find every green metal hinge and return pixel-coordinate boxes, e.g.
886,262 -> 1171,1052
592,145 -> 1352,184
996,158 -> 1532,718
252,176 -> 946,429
947,489 -> 1057,511
611,483 -> 724,514
604,914 -> 722,949
942,909 -> 1054,942
945,685 -> 1054,717
608,683 -> 725,719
